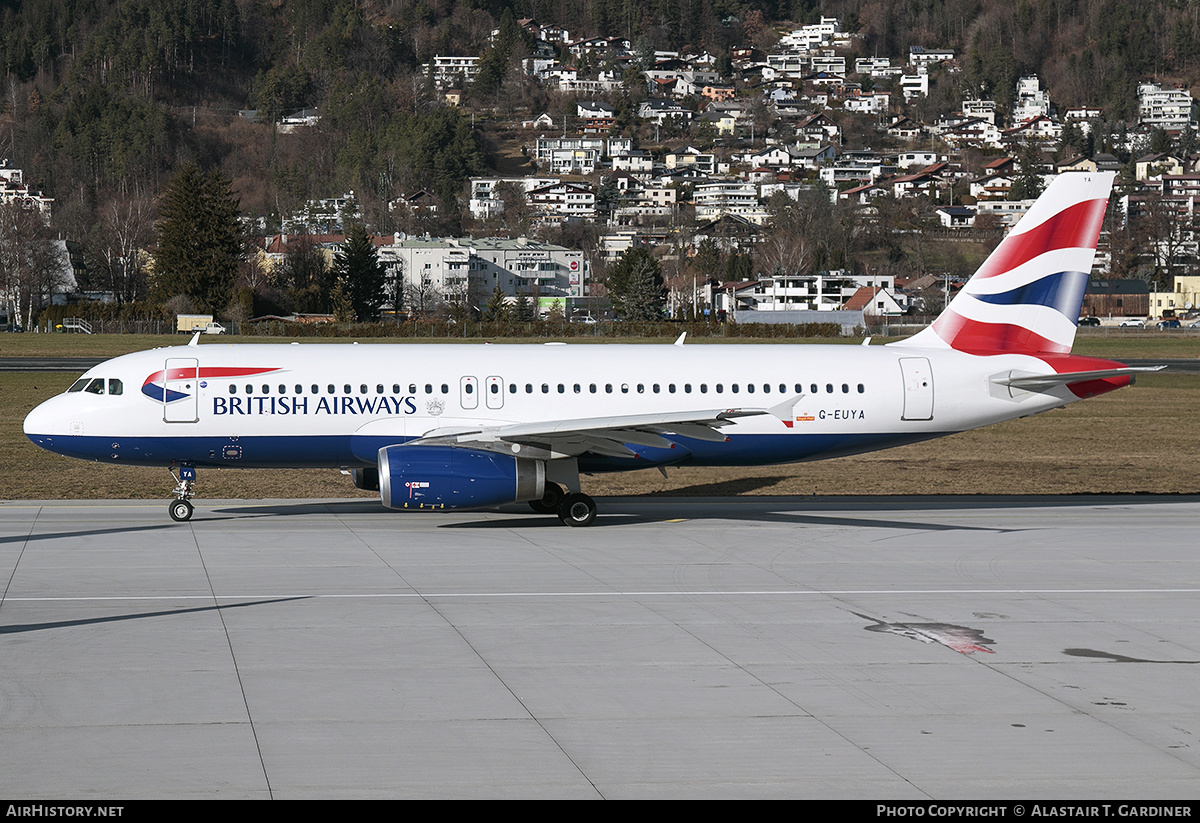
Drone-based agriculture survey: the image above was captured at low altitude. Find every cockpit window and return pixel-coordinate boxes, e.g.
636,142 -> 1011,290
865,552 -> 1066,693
84,378 -> 106,395
67,379 -> 89,393
108,379 -> 123,396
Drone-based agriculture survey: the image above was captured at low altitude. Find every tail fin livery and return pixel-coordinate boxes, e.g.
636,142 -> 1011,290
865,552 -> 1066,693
905,172 -> 1115,355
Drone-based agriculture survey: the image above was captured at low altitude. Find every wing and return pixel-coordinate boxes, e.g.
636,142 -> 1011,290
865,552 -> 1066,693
408,397 -> 801,460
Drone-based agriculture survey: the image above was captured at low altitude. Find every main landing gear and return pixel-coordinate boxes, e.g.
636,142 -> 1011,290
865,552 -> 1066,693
169,464 -> 196,522
557,492 -> 597,527
528,482 -> 598,526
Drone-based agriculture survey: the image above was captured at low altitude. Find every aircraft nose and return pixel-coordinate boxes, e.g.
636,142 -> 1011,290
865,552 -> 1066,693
23,396 -> 61,439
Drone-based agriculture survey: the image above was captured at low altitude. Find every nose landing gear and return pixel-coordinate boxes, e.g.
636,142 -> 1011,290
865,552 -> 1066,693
169,464 -> 196,522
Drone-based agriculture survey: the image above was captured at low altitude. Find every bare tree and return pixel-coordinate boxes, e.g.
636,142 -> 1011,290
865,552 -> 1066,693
86,191 -> 155,306
0,200 -> 69,328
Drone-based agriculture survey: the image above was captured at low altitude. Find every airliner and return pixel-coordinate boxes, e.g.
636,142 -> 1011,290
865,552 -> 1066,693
24,171 -> 1149,525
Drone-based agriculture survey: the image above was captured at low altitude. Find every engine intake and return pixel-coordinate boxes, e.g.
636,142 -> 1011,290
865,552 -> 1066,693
378,445 -> 544,510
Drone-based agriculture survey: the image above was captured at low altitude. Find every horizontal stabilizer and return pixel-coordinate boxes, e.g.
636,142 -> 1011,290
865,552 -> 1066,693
993,366 -> 1164,393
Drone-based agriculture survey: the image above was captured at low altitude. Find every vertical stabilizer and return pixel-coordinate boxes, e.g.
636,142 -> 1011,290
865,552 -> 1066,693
903,171 -> 1115,354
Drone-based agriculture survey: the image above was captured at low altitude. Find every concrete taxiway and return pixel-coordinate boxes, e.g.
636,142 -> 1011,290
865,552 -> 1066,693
1,495 -> 1198,799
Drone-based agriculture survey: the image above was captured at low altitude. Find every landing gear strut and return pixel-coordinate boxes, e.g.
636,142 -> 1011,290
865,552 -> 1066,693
169,464 -> 196,522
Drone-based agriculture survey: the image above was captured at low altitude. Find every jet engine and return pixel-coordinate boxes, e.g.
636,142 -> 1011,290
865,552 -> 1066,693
378,445 -> 545,510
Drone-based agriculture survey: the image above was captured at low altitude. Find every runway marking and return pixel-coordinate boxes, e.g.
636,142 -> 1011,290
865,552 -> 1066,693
5,587 -> 1200,603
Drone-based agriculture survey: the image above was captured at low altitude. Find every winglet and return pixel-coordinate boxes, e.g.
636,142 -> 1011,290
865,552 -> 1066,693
767,394 -> 804,427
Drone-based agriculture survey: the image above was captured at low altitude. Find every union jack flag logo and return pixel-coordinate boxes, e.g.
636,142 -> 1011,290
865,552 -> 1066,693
913,173 -> 1113,355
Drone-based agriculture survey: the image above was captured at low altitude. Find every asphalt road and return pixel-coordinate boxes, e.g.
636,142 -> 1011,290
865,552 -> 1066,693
2,495 -> 1199,798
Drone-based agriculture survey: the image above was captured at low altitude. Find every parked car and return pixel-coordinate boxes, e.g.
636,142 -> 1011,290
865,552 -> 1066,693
1157,319 -> 1181,329
1078,316 -> 1101,326
1119,318 -> 1145,328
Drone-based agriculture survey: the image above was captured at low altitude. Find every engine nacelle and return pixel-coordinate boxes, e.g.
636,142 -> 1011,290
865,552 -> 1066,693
378,445 -> 545,510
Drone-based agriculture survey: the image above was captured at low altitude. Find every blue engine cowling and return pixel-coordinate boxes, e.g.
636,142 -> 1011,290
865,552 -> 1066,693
378,445 -> 545,510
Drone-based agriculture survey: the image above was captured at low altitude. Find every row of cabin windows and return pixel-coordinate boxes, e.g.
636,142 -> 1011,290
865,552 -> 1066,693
232,383 -> 452,396
228,381 -> 868,396
512,382 -> 865,395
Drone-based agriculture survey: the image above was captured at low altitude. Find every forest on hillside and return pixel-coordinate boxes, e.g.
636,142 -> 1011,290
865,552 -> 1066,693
3,0 -> 1200,223
1,0 -> 1199,323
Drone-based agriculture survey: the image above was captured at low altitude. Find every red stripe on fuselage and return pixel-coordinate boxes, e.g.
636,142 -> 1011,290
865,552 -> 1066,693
142,366 -> 281,387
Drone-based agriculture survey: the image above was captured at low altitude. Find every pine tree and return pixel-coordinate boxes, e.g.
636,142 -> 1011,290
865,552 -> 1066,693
605,247 -> 664,320
154,163 -> 244,313
334,222 -> 385,321
513,292 -> 536,322
624,256 -> 666,322
482,285 -> 509,322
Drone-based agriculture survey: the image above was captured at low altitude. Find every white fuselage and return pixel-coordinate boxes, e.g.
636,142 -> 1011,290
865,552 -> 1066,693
23,341 -> 1086,471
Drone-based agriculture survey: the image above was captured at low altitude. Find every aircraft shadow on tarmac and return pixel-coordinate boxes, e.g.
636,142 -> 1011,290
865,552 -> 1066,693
209,492 -> 1200,533
0,596 -> 310,635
